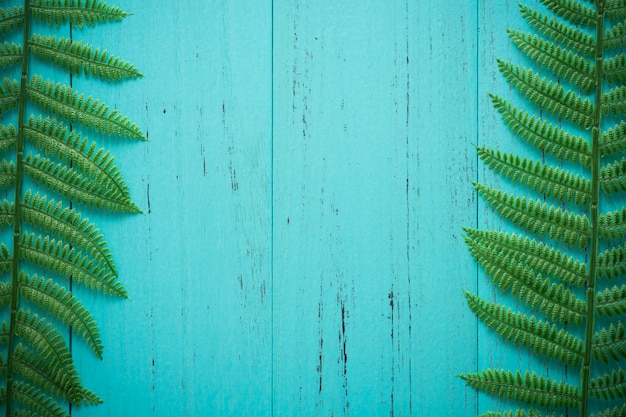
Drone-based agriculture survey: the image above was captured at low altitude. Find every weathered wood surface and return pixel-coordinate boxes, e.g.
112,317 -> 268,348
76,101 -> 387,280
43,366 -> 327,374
64,1 -> 529,415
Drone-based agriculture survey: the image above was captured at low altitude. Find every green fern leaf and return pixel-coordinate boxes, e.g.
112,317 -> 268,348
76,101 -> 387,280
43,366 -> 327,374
592,322 -> 626,364
604,22 -> 626,49
478,409 -> 561,417
591,405 -> 626,417
466,235 -> 586,325
602,86 -> 626,116
603,53 -> 626,85
589,369 -> 626,399
498,59 -> 595,128
508,29 -> 595,92
463,228 -> 587,287
0,42 -> 22,69
18,233 -> 125,297
10,344 -> 100,405
0,283 -> 9,308
0,124 -> 17,151
30,0 -> 128,28
23,153 -> 139,213
478,146 -> 591,205
0,2 -> 144,412
0,7 -> 23,35
602,121 -> 626,157
475,183 -> 590,248
17,273 -> 102,358
539,0 -> 596,27
9,311 -> 84,401
462,1 -> 626,415
9,381 -> 67,417
597,244 -> 626,279
29,35 -> 142,81
0,77 -> 19,115
21,191 -> 117,276
26,75 -> 145,139
595,285 -> 626,317
460,369 -> 581,408
0,159 -> 16,190
598,208 -> 626,239
491,95 -> 591,166
520,4 -> 595,57
600,158 -> 626,194
24,115 -> 133,200
465,292 -> 584,366
605,1 -> 626,22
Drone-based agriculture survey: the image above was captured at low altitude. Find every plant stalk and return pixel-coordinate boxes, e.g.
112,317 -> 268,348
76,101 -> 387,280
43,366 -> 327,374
5,1 -> 30,415
580,1 -> 605,416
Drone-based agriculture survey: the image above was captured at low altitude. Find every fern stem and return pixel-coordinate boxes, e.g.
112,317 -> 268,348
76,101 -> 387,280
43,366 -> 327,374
580,1 -> 606,416
6,0 -> 31,415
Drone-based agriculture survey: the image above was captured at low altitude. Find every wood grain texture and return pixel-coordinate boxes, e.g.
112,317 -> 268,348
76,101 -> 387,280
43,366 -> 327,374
51,0 -> 522,415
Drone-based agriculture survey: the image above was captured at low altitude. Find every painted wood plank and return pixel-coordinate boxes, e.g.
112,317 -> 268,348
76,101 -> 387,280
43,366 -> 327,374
70,1 -> 273,416
272,1 -> 412,415
407,1 -> 479,415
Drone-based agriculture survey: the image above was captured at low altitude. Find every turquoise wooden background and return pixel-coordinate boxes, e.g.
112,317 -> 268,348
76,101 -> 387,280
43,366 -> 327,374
52,0 -> 540,415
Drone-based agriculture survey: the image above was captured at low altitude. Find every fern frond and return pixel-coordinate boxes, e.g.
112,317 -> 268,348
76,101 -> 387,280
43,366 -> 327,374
491,95 -> 591,166
589,369 -> 626,399
18,233 -> 126,297
29,35 -> 142,81
0,42 -> 22,69
604,22 -> 626,50
0,200 -> 13,228
10,381 -> 66,417
508,29 -> 595,92
465,292 -> 584,366
592,322 -> 626,364
597,243 -> 626,279
11,311 -> 82,396
590,404 -> 626,417
602,121 -> 626,157
0,77 -> 19,115
475,183 -> 590,248
595,285 -> 626,316
599,158 -> 626,194
605,0 -> 626,22
0,283 -> 9,308
0,159 -> 16,190
0,7 -> 24,35
30,0 -> 129,28
466,236 -> 586,324
478,146 -> 591,205
11,344 -> 100,405
463,228 -> 587,287
539,0 -> 596,27
520,4 -> 594,57
17,273 -> 102,358
26,75 -> 145,139
0,124 -> 17,151
0,244 -> 12,277
22,191 -> 117,276
603,54 -> 626,85
478,409 -> 561,417
24,115 -> 133,200
598,208 -> 626,239
460,369 -> 580,408
498,60 -> 595,129
603,86 -> 626,117
23,153 -> 140,213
